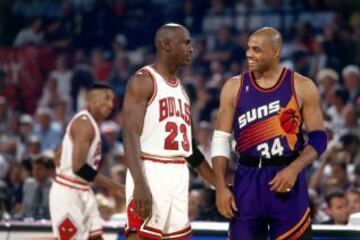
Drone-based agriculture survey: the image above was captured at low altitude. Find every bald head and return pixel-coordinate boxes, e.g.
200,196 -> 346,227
251,27 -> 283,50
155,23 -> 187,50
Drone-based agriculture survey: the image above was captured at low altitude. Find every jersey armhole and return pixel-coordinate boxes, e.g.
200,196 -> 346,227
141,69 -> 157,106
234,74 -> 244,108
291,70 -> 301,110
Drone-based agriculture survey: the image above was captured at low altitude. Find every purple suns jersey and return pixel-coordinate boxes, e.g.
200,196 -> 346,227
233,68 -> 304,158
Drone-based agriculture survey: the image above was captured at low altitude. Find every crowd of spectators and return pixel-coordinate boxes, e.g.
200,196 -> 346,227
0,0 -> 359,226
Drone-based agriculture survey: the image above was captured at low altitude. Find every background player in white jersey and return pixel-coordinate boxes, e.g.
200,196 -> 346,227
49,83 -> 124,240
123,23 -> 215,240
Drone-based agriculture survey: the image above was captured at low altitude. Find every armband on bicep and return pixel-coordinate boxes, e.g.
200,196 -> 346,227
75,163 -> 98,182
306,130 -> 328,157
185,138 -> 205,168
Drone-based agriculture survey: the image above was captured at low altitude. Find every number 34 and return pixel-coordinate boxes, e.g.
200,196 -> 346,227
257,137 -> 284,158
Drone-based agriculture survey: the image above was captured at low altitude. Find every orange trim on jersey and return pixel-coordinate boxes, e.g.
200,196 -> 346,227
143,68 -> 158,106
57,174 -> 88,185
54,179 -> 90,191
291,70 -> 301,110
250,68 -> 287,93
141,156 -> 186,164
276,207 -> 311,240
234,74 -> 244,108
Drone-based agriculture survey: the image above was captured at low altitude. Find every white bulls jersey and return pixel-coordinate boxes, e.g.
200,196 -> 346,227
57,110 -> 101,179
140,66 -> 192,158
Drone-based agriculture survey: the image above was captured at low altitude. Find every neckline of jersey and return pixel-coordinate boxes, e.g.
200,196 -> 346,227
249,68 -> 287,93
149,65 -> 179,87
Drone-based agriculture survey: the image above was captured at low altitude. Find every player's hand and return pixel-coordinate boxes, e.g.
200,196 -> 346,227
215,187 -> 237,219
133,183 -> 152,220
269,166 -> 298,193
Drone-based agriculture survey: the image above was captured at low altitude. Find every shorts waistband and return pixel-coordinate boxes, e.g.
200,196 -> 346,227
141,156 -> 186,164
55,174 -> 90,191
237,152 -> 300,168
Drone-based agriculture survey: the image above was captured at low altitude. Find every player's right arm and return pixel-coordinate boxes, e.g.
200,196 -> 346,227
123,70 -> 153,219
212,76 -> 241,219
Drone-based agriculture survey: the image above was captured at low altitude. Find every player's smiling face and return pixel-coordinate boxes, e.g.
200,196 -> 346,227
246,35 -> 276,72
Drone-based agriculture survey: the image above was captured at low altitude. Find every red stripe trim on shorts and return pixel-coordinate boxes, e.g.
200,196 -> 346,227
54,179 -> 89,191
57,174 -> 88,185
141,156 -> 186,164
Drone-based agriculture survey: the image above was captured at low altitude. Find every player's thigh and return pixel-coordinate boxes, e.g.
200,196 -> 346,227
49,183 -> 85,239
85,190 -> 104,238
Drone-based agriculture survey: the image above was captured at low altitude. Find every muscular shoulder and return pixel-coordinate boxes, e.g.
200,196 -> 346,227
70,114 -> 95,140
293,72 -> 320,105
220,75 -> 243,105
222,75 -> 242,96
126,68 -> 154,100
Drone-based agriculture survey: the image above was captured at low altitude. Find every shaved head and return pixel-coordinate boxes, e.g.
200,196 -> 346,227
251,27 -> 283,50
155,23 -> 187,50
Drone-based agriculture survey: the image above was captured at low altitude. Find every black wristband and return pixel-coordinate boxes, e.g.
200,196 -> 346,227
75,163 -> 98,182
185,139 -> 205,168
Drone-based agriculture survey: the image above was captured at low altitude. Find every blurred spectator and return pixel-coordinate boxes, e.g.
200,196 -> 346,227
309,149 -> 351,195
325,85 -> 351,135
188,189 -> 201,221
108,53 -> 130,107
90,48 -> 112,82
354,165 -> 360,188
13,17 -> 43,47
51,101 -> 70,132
346,188 -> 360,215
15,114 -> 33,161
43,18 -> 70,48
49,54 -> 73,108
38,76 -> 68,109
3,162 -> 24,218
196,121 -> 213,165
23,135 -> 41,160
0,69 -> 20,110
33,107 -> 62,151
340,134 -> 360,164
316,68 -> 339,108
21,156 -> 52,220
308,36 -> 328,79
323,190 -> 349,225
342,65 -> 360,103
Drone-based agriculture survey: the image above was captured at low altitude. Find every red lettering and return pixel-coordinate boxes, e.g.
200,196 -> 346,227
184,103 -> 191,125
168,97 -> 176,117
159,98 -> 168,122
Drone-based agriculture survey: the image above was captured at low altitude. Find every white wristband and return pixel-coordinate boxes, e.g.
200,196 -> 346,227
211,130 -> 232,159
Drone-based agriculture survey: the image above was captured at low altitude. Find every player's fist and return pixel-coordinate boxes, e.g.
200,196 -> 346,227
133,183 -> 152,220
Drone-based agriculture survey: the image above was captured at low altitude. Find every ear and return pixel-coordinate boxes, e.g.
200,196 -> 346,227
161,38 -> 171,52
274,47 -> 281,58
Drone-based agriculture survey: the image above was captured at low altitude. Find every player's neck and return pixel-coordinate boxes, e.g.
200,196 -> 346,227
253,65 -> 282,81
154,59 -> 178,80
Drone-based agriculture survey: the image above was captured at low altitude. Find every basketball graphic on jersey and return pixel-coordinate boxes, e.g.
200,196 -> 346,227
280,108 -> 300,134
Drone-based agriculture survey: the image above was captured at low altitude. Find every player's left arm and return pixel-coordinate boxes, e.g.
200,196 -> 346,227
185,134 -> 216,186
270,74 -> 326,193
